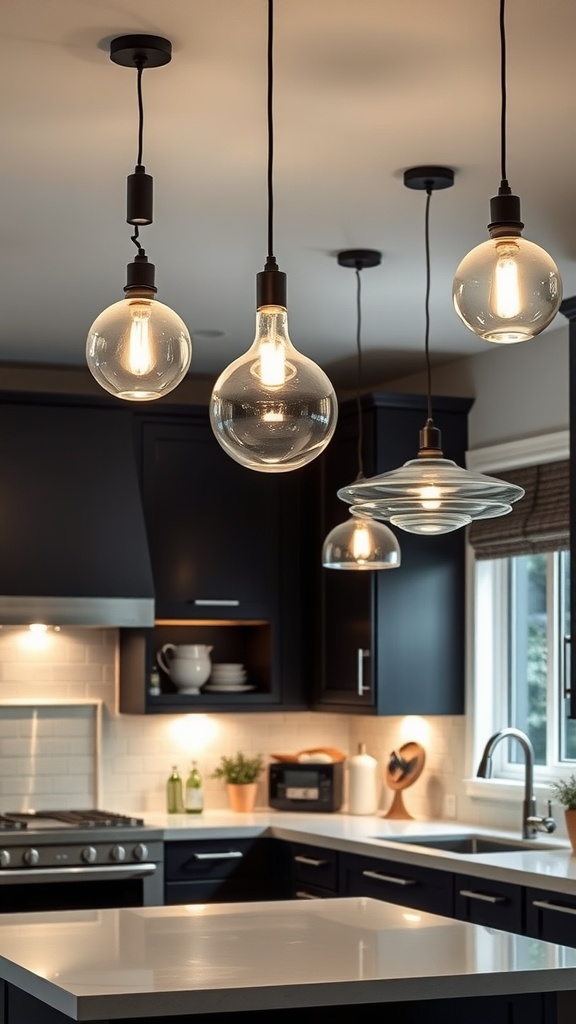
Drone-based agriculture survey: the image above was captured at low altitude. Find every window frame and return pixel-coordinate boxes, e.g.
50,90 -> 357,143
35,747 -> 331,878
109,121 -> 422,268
464,430 -> 570,805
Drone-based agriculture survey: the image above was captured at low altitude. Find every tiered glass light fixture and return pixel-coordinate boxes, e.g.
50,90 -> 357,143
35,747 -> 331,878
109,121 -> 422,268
209,0 -> 337,473
322,251 -> 401,570
338,168 -> 524,536
452,0 -> 562,343
86,35 -> 192,401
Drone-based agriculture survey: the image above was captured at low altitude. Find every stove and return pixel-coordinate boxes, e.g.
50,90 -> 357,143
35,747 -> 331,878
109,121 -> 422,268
0,809 -> 164,912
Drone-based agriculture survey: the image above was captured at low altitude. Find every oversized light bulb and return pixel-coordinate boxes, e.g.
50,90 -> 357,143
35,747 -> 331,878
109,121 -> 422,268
210,303 -> 337,473
322,515 -> 401,570
86,293 -> 192,401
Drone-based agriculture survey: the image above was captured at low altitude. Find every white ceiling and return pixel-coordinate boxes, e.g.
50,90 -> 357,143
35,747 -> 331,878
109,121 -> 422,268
2,0 -> 576,390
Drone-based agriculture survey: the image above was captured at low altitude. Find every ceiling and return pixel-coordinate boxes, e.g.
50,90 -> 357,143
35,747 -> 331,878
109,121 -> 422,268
2,0 -> 576,392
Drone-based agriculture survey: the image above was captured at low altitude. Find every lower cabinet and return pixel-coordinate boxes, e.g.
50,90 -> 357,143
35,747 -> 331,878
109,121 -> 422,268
340,852 -> 454,916
164,838 -> 291,904
525,886 -> 576,946
454,873 -> 524,933
288,842 -> 340,899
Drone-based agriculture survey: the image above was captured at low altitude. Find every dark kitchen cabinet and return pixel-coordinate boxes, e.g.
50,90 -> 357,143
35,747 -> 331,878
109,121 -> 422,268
164,837 -> 291,904
119,407 -> 312,713
525,885 -> 576,947
313,392 -> 472,714
340,850 -> 454,915
287,842 -> 340,899
561,296 -> 576,718
454,873 -> 524,933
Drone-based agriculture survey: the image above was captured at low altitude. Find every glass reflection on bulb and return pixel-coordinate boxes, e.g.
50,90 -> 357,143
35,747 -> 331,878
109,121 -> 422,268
86,296 -> 192,401
419,485 -> 442,510
210,305 -> 337,473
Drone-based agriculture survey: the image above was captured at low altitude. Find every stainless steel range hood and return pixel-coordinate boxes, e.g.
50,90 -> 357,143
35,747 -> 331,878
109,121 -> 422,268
0,400 -> 155,627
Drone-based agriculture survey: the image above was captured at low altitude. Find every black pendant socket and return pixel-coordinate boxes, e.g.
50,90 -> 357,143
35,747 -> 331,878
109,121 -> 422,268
489,190 -> 524,233
418,419 -> 443,456
124,254 -> 157,294
127,166 -> 153,225
257,257 -> 287,308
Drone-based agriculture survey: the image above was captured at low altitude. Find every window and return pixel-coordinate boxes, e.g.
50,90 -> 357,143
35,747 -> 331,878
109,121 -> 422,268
468,439 -> 571,784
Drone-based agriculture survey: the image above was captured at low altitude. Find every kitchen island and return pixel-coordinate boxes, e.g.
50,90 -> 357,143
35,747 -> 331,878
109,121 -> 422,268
1,898 -> 576,1023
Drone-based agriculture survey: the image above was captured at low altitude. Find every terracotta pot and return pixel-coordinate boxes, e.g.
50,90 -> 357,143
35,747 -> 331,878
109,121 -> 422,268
227,783 -> 258,812
565,809 -> 576,853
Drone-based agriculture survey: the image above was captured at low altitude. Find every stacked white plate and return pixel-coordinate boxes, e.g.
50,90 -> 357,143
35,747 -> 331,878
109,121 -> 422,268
203,663 -> 256,693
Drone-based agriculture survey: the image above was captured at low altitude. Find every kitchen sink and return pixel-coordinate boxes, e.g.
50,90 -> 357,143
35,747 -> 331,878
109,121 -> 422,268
370,833 -> 564,854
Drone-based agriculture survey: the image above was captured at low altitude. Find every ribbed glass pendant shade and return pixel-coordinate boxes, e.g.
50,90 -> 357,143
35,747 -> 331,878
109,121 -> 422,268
322,513 -> 401,568
339,455 -> 525,535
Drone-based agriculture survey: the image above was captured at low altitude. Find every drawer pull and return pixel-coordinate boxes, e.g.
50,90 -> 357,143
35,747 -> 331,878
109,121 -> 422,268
295,890 -> 322,900
532,899 -> 576,917
459,889 -> 506,904
362,869 -> 416,887
192,851 -> 244,861
294,855 -> 327,868
192,599 -> 240,607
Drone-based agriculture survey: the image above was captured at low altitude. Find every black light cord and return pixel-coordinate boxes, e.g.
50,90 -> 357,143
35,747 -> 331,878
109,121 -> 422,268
266,0 -> 275,260
499,0 -> 508,186
131,59 -> 146,257
355,267 -> 364,480
424,187 -> 433,424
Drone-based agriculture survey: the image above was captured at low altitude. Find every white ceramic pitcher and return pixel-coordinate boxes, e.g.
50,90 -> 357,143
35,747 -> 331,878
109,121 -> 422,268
157,644 -> 213,694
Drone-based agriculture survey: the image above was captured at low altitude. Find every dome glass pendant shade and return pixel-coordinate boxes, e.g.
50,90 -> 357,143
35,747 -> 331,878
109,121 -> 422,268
452,0 -> 562,343
322,250 -> 400,569
338,169 -> 524,537
209,0 -> 337,472
86,35 -> 192,401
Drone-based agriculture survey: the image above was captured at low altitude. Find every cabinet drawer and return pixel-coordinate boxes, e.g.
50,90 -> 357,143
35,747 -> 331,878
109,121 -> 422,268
165,879 -> 266,904
341,853 -> 454,916
165,838 -> 266,882
289,843 -> 339,893
525,886 -> 576,946
454,874 -> 523,933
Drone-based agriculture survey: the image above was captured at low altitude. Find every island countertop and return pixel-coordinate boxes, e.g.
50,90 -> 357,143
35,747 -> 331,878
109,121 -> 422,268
1,898 -> 576,1022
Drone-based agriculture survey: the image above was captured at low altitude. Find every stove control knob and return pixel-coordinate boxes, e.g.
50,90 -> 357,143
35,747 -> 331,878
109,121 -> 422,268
23,848 -> 39,866
82,846 -> 97,864
133,843 -> 148,862
0,850 -> 10,868
110,845 -> 126,862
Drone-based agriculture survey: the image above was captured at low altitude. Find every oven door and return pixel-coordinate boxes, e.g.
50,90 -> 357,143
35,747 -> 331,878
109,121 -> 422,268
0,863 -> 163,913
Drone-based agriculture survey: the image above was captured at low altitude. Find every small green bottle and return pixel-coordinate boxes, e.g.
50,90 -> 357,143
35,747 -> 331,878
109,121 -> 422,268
166,766 -> 184,814
185,761 -> 204,814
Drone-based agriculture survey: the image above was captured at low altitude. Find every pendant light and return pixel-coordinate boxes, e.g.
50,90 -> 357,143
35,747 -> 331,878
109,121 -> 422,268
209,0 -> 338,473
86,35 -> 192,401
322,251 -> 400,570
338,168 -> 524,536
452,0 -> 562,343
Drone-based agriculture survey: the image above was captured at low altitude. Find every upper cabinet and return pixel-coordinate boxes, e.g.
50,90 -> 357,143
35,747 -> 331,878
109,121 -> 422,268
312,392 -> 472,716
119,407 -> 310,713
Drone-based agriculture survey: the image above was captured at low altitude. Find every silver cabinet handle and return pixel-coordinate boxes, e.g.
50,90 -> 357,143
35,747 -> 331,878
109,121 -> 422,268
362,869 -> 416,887
192,851 -> 243,861
357,648 -> 370,696
459,889 -> 506,904
294,855 -> 327,868
193,599 -> 240,606
532,899 -> 576,917
295,890 -> 322,900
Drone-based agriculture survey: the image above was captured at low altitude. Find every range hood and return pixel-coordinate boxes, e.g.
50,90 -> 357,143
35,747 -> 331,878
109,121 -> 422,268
0,399 -> 155,627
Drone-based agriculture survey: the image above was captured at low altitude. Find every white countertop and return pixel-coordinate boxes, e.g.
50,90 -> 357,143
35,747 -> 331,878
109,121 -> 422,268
2,898 -> 576,1020
144,808 -> 576,896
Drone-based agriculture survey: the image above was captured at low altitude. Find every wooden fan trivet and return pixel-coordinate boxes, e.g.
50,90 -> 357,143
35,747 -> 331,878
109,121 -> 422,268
382,741 -> 426,819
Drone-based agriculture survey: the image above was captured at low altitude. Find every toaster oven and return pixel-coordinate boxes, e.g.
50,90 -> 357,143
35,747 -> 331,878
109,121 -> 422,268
268,761 -> 344,812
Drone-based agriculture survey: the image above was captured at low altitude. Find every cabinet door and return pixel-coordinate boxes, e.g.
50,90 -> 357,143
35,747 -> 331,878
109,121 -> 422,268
164,838 -> 290,904
140,416 -> 284,619
525,886 -> 576,946
454,873 -> 524,933
340,852 -> 454,916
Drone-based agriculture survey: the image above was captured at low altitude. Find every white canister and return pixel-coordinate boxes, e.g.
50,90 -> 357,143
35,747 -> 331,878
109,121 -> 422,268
348,743 -> 379,815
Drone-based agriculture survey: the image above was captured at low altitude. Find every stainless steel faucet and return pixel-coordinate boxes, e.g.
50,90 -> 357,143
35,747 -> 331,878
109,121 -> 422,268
476,727 -> 557,839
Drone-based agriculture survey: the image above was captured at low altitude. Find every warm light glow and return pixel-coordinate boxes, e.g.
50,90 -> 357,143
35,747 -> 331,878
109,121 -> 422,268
125,302 -> 155,376
258,337 -> 286,386
351,523 -> 373,561
29,623 -> 49,634
261,406 -> 285,423
167,714 -> 219,752
419,485 -> 442,510
402,912 -> 422,924
398,716 -> 431,746
491,242 -> 522,319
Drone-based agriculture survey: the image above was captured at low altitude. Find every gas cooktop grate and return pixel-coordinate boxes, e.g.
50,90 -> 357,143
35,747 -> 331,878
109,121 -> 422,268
0,810 -> 145,829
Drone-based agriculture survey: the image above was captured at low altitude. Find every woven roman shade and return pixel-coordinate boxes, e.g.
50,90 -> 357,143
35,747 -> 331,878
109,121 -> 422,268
468,460 -> 569,560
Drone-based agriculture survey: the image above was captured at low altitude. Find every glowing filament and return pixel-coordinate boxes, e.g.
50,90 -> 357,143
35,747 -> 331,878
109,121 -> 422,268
491,242 -> 522,320
258,338 -> 286,386
127,303 -> 154,376
419,485 -> 442,510
351,523 -> 373,561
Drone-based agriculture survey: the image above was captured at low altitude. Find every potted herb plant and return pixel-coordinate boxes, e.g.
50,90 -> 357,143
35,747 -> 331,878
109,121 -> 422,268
211,752 -> 265,812
550,774 -> 576,853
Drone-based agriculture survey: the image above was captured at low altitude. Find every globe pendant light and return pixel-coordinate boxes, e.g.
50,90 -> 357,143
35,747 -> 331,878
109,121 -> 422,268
338,168 -> 525,536
209,0 -> 338,473
322,251 -> 401,570
452,0 -> 562,343
86,35 -> 192,401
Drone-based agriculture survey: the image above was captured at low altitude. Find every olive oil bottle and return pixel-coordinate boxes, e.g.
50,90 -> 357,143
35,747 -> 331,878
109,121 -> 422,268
185,761 -> 204,814
166,766 -> 184,814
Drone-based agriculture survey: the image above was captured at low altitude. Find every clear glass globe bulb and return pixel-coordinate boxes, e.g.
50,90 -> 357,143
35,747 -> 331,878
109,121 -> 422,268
86,295 -> 192,401
210,305 -> 338,473
322,515 -> 401,569
453,234 -> 562,344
